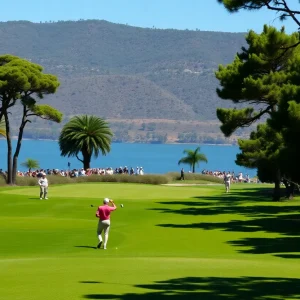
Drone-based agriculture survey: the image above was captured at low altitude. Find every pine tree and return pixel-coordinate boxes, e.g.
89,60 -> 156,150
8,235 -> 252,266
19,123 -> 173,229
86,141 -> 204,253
215,26 -> 300,200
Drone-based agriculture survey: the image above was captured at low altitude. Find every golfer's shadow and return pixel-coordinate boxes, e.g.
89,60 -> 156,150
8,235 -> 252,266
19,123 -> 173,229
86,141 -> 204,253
75,245 -> 97,249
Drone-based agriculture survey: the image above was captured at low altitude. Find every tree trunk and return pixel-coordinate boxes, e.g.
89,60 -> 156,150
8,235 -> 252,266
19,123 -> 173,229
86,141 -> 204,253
192,164 -> 195,173
81,146 -> 91,170
83,155 -> 90,170
12,106 -> 27,184
273,169 -> 281,201
4,112 -> 13,185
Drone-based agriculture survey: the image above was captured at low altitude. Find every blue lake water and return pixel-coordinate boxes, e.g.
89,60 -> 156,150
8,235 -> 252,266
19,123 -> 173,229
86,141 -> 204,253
0,140 -> 257,176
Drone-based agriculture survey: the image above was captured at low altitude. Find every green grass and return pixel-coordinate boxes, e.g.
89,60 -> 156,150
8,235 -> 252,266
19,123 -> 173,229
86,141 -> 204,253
1,183 -> 300,299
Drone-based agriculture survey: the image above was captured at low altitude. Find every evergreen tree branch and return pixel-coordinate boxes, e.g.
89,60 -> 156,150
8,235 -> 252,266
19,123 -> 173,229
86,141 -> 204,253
263,0 -> 300,27
26,113 -> 53,121
239,106 -> 273,128
279,40 -> 300,57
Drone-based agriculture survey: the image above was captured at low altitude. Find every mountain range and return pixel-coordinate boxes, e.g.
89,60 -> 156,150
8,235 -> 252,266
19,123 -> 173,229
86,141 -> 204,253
0,20 -> 249,143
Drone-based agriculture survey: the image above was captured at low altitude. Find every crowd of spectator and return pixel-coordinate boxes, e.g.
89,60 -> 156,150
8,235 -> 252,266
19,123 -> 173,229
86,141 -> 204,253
201,169 -> 256,183
1,167 -> 257,183
13,166 -> 145,178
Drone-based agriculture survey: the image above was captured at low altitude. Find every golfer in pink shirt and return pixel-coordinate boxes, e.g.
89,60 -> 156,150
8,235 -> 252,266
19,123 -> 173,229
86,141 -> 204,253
96,198 -> 117,249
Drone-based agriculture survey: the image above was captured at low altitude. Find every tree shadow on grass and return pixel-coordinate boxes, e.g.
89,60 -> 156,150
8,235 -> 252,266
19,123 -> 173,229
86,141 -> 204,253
152,187 -> 299,219
154,186 -> 300,216
229,237 -> 300,254
153,188 -> 300,257
194,186 -> 292,204
158,215 -> 300,256
275,254 -> 300,259
151,204 -> 300,218
159,214 -> 300,235
222,186 -> 275,200
82,276 -> 300,299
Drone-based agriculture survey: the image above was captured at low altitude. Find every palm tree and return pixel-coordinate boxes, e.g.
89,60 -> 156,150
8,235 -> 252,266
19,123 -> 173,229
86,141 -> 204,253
178,147 -> 208,173
59,115 -> 113,170
21,158 -> 40,172
0,119 -> 6,137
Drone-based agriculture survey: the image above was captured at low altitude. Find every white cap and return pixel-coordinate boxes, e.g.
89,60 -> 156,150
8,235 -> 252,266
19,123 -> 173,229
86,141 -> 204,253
103,198 -> 110,204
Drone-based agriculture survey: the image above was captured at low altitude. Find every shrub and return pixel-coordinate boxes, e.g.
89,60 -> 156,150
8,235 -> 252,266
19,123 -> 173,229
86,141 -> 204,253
167,172 -> 223,184
1,172 -> 223,186
75,174 -> 170,185
0,175 -> 6,186
16,177 -> 37,186
13,174 -> 170,186
41,176 -> 74,185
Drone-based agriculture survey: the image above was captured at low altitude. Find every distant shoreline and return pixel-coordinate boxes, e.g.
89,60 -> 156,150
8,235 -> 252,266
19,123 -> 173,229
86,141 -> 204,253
0,137 -> 235,147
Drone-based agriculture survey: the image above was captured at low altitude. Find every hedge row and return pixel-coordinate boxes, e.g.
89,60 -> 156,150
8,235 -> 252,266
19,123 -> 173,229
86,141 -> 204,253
0,173 -> 223,186
0,174 -> 170,186
0,176 -> 6,186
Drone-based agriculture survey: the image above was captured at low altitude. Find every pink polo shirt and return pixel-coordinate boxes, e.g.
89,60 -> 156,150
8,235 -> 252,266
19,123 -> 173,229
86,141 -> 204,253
96,204 -> 116,220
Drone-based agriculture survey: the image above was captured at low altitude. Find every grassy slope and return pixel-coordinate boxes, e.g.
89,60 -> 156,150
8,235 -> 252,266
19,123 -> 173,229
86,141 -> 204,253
0,183 -> 300,299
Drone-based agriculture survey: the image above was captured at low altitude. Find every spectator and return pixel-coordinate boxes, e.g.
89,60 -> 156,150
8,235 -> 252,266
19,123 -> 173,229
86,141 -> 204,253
180,168 -> 185,180
38,174 -> 49,200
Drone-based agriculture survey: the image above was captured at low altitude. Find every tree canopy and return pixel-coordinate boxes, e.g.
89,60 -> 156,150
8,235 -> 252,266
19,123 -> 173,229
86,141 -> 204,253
0,55 -> 62,184
236,122 -> 284,181
0,55 -> 60,121
59,115 -> 113,170
215,24 -> 300,199
216,25 -> 300,136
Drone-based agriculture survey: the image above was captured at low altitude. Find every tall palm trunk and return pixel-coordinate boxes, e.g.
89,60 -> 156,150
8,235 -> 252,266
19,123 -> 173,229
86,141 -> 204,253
83,156 -> 91,170
81,144 -> 91,170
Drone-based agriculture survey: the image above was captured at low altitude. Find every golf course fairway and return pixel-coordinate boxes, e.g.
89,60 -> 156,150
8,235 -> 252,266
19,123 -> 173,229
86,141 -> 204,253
0,183 -> 300,299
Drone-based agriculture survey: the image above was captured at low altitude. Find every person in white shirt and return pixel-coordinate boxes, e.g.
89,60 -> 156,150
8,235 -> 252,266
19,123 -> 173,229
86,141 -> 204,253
38,174 -> 49,200
238,172 -> 244,182
139,167 -> 144,175
224,172 -> 232,193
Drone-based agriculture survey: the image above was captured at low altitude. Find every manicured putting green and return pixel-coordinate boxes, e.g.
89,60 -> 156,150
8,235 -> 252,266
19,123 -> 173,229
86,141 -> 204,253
0,183 -> 300,299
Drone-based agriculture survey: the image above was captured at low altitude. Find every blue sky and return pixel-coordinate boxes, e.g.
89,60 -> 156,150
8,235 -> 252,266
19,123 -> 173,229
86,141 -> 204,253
0,0 -> 297,33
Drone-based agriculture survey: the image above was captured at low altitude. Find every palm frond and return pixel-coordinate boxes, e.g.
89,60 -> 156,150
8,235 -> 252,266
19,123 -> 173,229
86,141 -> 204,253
178,146 -> 208,172
21,158 -> 40,170
59,115 -> 113,160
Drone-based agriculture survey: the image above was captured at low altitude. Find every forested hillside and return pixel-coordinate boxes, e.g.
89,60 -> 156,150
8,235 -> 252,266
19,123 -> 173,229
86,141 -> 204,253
0,20 -> 248,143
